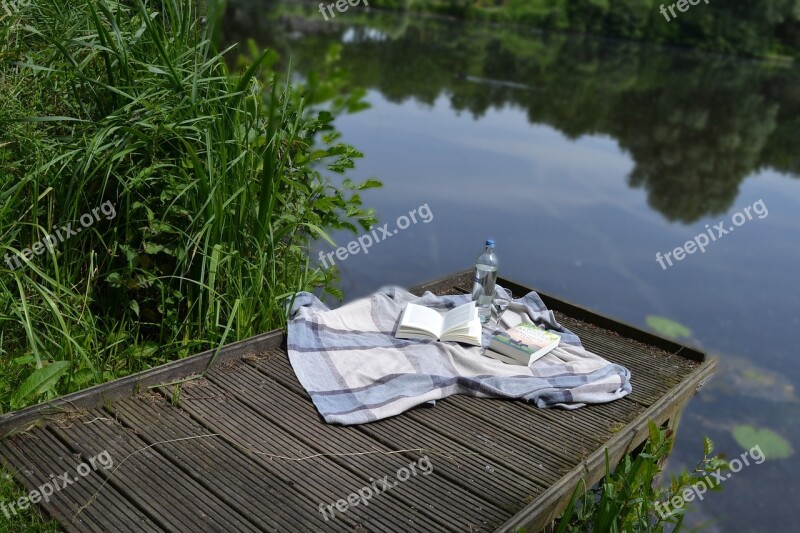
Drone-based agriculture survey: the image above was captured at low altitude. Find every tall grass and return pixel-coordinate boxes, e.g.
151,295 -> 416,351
0,0 -> 379,412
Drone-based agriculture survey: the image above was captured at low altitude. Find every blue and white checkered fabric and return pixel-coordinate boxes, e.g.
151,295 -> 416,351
287,286 -> 632,425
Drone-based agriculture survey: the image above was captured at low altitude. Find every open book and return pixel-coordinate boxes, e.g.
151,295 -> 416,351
395,301 -> 482,346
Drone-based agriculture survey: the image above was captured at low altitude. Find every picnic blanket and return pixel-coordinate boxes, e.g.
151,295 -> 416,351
287,286 -> 632,425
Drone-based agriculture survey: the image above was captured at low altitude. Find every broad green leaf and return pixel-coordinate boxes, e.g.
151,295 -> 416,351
357,178 -> 383,190
11,361 -> 70,409
302,223 -> 336,247
71,368 -> 96,387
10,355 -> 36,367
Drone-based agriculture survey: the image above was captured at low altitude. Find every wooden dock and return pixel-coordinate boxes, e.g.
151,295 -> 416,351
0,271 -> 716,532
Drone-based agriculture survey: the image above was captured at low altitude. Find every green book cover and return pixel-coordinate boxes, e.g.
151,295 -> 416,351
487,323 -> 561,364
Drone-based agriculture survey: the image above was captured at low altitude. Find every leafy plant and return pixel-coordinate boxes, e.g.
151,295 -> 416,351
10,360 -> 69,409
553,421 -> 727,532
0,0 -> 379,411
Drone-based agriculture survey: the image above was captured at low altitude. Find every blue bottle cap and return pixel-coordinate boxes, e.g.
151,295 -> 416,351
486,239 -> 495,247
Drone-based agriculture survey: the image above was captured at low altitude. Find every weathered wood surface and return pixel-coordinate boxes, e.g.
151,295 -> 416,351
0,271 -> 715,532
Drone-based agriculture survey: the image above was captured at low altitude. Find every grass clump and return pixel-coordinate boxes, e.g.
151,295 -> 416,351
0,0 -> 379,411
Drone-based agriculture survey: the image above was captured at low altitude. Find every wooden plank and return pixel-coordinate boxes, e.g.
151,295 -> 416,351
0,330 -> 283,438
109,395 -> 344,531
446,395 -> 609,460
260,350 -> 579,485
256,344 -> 643,488
49,412 -> 261,532
559,315 -> 698,378
495,359 -> 717,532
555,322 -> 695,407
0,429 -> 161,532
576,351 -> 692,407
523,395 -> 646,439
405,399 -> 577,487
247,349 -> 544,514
0,269 -> 714,533
164,378 -> 441,532
410,269 -> 473,296
206,361 -> 510,530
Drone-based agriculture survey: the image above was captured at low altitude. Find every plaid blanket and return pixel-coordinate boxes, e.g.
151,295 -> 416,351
287,286 -> 631,425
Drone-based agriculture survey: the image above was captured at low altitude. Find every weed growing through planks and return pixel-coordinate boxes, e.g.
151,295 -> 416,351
171,384 -> 182,408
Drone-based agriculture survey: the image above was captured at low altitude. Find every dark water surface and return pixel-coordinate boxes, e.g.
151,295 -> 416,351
224,2 -> 800,530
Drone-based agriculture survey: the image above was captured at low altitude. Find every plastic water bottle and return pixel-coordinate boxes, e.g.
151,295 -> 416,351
471,240 -> 498,324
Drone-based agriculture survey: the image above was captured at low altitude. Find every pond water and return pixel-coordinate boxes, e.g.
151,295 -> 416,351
224,2 -> 800,530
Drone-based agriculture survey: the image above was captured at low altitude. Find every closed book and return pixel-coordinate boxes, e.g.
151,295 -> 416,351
485,323 -> 560,365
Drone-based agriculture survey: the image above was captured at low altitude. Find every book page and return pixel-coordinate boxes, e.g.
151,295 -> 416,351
441,319 -> 482,346
400,304 -> 445,337
442,301 -> 477,334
